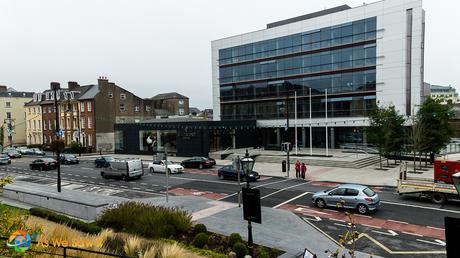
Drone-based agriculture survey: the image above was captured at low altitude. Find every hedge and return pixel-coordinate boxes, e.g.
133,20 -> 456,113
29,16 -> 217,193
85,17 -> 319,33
29,208 -> 101,234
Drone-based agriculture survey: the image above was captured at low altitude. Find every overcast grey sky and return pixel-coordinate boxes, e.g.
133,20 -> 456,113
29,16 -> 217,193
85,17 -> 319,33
1,0 -> 459,110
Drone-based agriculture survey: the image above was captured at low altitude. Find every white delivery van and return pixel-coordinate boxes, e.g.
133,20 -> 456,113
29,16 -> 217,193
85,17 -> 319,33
101,159 -> 144,180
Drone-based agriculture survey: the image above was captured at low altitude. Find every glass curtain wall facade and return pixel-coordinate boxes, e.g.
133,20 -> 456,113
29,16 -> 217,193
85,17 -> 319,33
219,17 -> 377,120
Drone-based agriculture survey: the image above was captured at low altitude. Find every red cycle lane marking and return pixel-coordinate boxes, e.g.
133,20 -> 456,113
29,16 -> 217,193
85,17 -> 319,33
169,187 -> 228,200
278,203 -> 445,240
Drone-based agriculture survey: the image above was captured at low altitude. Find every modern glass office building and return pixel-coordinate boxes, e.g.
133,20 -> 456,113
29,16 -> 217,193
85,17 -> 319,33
212,0 -> 425,149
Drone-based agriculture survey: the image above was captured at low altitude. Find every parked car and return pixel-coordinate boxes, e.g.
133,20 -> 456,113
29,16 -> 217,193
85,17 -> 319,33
101,159 -> 144,180
16,147 -> 32,155
312,184 -> 380,214
181,157 -> 216,169
148,160 -> 184,174
95,156 -> 114,168
217,165 -> 260,182
60,154 -> 79,165
29,158 -> 57,171
0,154 -> 11,165
31,148 -> 46,156
5,150 -> 21,159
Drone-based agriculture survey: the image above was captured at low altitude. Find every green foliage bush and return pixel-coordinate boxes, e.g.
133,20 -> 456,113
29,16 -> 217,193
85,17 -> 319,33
68,141 -> 84,154
96,202 -> 192,239
232,242 -> 248,258
29,207 -> 101,234
228,233 -> 243,248
193,223 -> 207,235
257,245 -> 269,258
192,232 -> 208,248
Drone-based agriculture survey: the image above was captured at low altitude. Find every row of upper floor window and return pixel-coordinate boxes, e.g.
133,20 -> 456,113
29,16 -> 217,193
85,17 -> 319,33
220,95 -> 376,120
220,69 -> 376,102
220,44 -> 376,84
42,133 -> 93,146
219,17 -> 377,65
38,116 -> 93,131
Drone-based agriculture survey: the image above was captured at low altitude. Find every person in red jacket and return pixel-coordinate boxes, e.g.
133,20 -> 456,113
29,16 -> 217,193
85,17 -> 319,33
301,162 -> 307,180
295,160 -> 301,178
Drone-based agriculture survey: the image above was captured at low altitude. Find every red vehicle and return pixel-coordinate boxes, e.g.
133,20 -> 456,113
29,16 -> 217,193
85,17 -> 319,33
434,160 -> 460,184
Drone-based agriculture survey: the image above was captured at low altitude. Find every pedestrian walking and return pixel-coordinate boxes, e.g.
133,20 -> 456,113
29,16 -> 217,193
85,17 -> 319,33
295,160 -> 301,178
301,162 -> 307,180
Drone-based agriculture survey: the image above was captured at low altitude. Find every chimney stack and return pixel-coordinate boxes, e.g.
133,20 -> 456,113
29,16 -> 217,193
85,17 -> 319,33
68,81 -> 80,91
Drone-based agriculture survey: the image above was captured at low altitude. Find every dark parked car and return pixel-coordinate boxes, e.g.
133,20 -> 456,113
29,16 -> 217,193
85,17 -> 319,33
181,157 -> 216,169
95,156 -> 114,168
217,165 -> 260,182
29,158 -> 57,171
60,154 -> 79,165
6,150 -> 21,159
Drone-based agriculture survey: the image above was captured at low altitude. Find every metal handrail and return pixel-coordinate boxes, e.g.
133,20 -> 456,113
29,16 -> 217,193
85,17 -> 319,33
0,236 -> 132,258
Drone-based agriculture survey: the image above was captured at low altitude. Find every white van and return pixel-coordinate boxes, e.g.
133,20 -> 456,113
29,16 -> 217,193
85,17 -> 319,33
101,159 -> 144,180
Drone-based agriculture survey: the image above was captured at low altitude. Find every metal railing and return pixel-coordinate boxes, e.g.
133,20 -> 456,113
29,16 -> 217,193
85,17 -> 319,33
0,236 -> 132,258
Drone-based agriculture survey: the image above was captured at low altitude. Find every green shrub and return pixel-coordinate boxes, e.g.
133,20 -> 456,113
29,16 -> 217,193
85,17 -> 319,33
232,242 -> 248,258
193,223 -> 207,235
228,233 -> 243,248
29,207 -> 101,234
192,232 -> 208,248
257,246 -> 269,258
96,202 -> 192,239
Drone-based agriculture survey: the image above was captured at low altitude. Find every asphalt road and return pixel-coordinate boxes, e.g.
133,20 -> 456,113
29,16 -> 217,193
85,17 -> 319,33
1,156 -> 459,257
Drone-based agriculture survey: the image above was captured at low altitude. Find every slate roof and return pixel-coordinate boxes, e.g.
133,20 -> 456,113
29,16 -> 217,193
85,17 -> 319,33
150,92 -> 188,100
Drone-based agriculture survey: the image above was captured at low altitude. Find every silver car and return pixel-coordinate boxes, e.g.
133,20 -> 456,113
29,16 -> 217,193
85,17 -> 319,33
312,184 -> 380,214
0,154 -> 11,165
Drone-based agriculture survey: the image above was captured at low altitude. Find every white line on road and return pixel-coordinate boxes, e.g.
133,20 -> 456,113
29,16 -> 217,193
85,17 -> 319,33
272,191 -> 312,209
416,239 -> 446,246
402,231 -> 423,237
354,214 -> 372,219
381,200 -> 460,214
361,224 -> 382,229
81,168 -> 92,170
387,219 -> 409,224
427,226 -> 445,231
170,176 -> 238,185
333,223 -> 348,227
254,178 -> 292,189
371,229 -> 398,236
261,182 -> 310,200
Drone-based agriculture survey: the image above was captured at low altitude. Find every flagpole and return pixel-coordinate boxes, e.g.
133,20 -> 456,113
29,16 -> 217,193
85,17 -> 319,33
309,88 -> 312,156
294,91 -> 298,155
325,89 -> 328,157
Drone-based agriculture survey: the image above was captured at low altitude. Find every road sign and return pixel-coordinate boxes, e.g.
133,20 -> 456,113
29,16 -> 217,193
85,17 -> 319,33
242,187 -> 261,224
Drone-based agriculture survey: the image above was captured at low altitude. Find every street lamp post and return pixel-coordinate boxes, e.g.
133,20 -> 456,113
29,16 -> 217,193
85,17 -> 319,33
51,82 -> 62,193
240,150 -> 255,257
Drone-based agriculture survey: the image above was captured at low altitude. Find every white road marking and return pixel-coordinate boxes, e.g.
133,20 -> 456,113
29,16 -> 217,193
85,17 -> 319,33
354,214 -> 372,219
387,219 -> 409,224
254,178 -> 292,189
371,229 -> 398,236
333,223 -> 348,227
170,176 -> 238,185
381,200 -> 460,214
361,224 -> 382,229
133,187 -> 141,190
402,231 -> 423,237
272,191 -> 312,209
416,239 -> 446,246
261,182 -> 310,199
301,216 -> 322,222
82,168 -> 92,170
427,226 -> 445,231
